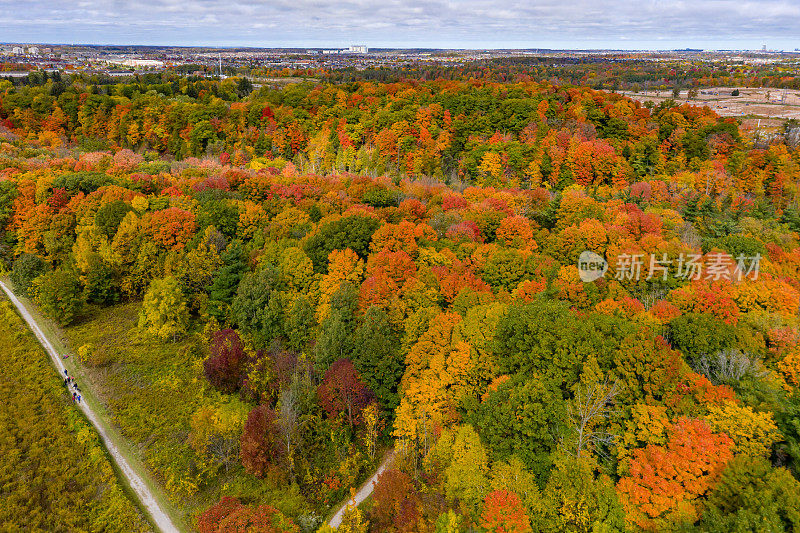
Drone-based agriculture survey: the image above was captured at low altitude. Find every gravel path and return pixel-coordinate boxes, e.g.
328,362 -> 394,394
328,449 -> 396,528
0,280 -> 180,533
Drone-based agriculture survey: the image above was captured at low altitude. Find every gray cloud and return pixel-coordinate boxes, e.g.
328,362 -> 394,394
1,0 -> 798,48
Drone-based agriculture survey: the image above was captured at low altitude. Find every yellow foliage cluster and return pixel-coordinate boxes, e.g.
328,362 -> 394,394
735,278 -> 800,318
316,248 -> 364,321
394,313 -> 469,442
704,401 -> 781,457
778,350 -> 800,389
237,200 -> 269,239
617,404 -> 671,465
189,399 -> 249,473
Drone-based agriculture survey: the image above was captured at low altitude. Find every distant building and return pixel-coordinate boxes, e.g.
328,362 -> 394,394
117,59 -> 164,67
348,45 -> 368,54
27,46 -> 39,55
11,46 -> 24,55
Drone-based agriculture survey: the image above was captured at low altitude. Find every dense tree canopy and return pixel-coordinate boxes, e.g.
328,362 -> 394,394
1,70 -> 800,532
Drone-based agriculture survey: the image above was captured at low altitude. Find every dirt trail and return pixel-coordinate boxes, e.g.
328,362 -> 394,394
328,449 -> 396,528
0,280 -> 181,533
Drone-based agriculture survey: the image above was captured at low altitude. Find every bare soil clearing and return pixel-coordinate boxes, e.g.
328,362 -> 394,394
620,87 -> 800,121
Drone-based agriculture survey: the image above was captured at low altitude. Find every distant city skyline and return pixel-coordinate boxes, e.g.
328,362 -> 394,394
1,0 -> 799,51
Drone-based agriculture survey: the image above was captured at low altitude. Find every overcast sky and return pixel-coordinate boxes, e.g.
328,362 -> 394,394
1,0 -> 799,50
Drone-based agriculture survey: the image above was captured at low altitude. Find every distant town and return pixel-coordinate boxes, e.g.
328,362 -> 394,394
2,43 -> 800,79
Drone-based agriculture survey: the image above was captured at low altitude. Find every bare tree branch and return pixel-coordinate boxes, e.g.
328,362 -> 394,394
278,383 -> 300,482
567,378 -> 619,458
695,349 -> 765,385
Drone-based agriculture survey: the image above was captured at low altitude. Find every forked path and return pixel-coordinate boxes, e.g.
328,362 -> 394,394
0,280 -> 180,533
328,449 -> 396,528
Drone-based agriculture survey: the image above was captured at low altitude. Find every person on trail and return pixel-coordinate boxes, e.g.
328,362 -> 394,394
77,395 -> 81,403
63,369 -> 68,377
72,392 -> 76,402
64,378 -> 69,386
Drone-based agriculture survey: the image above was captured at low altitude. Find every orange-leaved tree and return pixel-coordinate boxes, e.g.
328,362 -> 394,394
616,417 -> 733,531
481,489 -> 533,533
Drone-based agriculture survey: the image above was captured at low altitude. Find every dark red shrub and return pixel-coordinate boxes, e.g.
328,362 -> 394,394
317,358 -> 374,427
240,404 -> 283,477
204,329 -> 247,393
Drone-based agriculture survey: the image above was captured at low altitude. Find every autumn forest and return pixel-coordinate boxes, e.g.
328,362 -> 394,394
1,67 -> 800,532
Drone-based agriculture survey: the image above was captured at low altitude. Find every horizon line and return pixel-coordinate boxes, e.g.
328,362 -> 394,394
2,42 -> 799,53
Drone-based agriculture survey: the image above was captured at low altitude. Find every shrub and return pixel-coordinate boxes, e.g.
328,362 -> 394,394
10,252 -> 47,296
203,329 -> 247,393
138,276 -> 189,341
31,269 -> 84,325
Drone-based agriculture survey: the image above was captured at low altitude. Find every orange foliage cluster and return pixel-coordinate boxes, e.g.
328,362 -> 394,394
617,418 -> 734,531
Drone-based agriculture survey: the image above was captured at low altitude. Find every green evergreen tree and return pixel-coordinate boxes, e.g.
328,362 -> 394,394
10,252 -> 47,296
352,307 -> 403,413
313,283 -> 358,371
208,241 -> 247,321
231,268 -> 285,348
285,295 -> 317,352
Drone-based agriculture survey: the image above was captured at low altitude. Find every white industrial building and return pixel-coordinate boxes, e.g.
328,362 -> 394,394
321,45 -> 369,54
108,58 -> 165,68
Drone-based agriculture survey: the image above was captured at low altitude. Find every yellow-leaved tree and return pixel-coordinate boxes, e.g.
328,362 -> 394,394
182,226 -> 223,295
704,401 -> 781,457
394,312 -> 475,447
138,276 -> 189,341
426,424 -> 491,508
316,248 -> 364,321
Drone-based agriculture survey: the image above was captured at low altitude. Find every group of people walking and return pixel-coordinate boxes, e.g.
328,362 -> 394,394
63,369 -> 82,404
